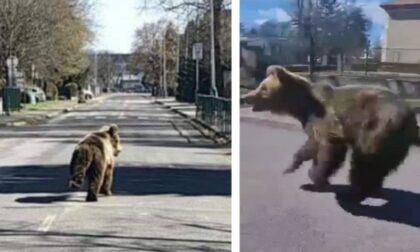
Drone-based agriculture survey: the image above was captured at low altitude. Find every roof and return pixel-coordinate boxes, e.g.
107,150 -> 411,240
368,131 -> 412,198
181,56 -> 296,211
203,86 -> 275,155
381,0 -> 420,10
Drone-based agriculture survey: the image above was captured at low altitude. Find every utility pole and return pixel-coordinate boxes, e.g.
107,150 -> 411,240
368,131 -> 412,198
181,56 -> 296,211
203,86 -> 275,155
195,0 -> 200,102
31,64 -> 35,85
365,39 -> 370,76
163,29 -> 167,97
210,0 -> 218,97
176,34 -> 180,78
94,51 -> 98,92
307,0 -> 315,80
159,38 -> 163,97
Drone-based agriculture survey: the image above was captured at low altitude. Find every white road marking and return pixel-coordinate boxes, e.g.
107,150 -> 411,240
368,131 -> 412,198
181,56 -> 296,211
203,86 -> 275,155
95,116 -> 106,119
38,215 -> 57,232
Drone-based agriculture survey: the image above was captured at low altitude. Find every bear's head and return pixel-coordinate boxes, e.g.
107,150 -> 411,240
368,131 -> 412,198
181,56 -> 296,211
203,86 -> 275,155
242,66 -> 325,122
104,124 -> 122,156
242,65 -> 312,112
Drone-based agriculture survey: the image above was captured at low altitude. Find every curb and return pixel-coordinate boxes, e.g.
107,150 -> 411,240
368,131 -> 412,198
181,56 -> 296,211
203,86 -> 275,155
155,100 -> 230,145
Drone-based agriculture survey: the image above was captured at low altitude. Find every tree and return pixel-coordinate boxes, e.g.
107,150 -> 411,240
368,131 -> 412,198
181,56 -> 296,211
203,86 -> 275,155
291,0 -> 370,75
131,20 -> 166,90
95,52 -> 116,90
139,0 -> 231,96
0,0 -> 93,88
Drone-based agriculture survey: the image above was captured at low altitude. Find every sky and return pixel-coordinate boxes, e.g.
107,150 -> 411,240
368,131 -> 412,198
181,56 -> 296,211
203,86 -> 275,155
89,0 -> 175,54
240,0 -> 390,43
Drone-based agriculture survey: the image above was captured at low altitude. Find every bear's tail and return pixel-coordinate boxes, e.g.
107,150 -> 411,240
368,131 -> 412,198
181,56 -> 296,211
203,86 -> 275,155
69,145 -> 93,189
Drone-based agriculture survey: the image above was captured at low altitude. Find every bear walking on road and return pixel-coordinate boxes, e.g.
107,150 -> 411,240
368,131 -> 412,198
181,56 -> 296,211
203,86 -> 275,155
68,124 -> 122,202
242,65 -> 420,201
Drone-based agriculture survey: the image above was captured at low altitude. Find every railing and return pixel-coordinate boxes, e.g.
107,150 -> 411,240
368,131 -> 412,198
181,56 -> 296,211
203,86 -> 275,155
196,94 -> 231,137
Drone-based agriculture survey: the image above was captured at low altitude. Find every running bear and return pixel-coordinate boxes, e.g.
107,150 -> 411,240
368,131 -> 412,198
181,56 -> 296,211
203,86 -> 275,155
242,65 -> 420,201
68,124 -> 122,202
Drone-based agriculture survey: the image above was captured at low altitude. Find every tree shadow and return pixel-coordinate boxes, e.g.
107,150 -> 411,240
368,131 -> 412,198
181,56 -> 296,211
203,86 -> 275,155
44,139 -> 221,149
300,183 -> 420,228
15,194 -> 73,204
0,164 -> 231,204
0,228 -> 230,251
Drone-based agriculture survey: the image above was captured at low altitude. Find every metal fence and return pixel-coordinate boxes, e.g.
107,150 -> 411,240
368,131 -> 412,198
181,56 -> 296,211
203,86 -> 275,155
348,48 -> 420,75
196,94 -> 231,137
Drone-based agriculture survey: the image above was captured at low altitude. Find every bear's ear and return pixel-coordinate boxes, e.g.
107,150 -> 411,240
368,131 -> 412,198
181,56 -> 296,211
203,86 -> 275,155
108,124 -> 119,136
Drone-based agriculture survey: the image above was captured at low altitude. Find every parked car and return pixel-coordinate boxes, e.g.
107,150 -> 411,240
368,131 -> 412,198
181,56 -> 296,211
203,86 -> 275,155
78,89 -> 93,103
23,86 -> 46,102
82,89 -> 93,100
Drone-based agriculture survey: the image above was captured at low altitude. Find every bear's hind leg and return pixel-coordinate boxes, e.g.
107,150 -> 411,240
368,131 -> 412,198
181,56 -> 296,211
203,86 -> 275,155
350,140 -> 409,201
86,158 -> 106,202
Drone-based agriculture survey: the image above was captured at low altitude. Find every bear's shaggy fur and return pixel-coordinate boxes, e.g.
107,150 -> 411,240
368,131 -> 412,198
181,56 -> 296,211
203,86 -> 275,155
68,124 -> 122,202
243,65 -> 420,200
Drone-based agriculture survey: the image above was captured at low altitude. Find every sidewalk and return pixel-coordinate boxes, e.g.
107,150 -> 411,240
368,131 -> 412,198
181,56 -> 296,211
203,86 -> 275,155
0,94 -> 109,127
154,97 -> 231,145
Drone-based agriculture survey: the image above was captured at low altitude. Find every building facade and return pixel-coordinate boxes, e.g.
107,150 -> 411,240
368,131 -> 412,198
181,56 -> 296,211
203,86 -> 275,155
381,0 -> 420,63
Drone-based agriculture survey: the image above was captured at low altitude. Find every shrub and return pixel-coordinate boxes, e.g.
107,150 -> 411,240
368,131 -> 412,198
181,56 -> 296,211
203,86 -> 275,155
46,83 -> 59,100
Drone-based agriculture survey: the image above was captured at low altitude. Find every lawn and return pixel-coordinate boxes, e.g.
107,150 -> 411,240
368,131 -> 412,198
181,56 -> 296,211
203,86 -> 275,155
22,99 -> 77,112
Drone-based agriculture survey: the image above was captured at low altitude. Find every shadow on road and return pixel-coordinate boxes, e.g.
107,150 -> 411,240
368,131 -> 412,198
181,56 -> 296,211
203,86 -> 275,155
301,183 -> 420,228
0,164 -> 231,203
0,228 -> 230,251
15,194 -> 72,204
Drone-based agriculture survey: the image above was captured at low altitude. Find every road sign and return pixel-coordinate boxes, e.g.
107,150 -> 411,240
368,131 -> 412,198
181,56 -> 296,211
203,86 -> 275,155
6,56 -> 18,67
192,43 -> 203,60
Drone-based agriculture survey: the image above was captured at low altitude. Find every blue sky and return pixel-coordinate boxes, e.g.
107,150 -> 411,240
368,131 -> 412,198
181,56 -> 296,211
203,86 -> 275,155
89,0 -> 176,53
240,0 -> 390,43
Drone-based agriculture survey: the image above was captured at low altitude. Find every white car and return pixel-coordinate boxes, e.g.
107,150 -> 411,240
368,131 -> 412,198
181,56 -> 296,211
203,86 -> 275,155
82,89 -> 93,100
24,86 -> 46,102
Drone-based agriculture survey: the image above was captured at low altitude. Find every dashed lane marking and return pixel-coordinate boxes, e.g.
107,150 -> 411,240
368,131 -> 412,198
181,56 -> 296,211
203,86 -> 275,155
38,215 -> 57,232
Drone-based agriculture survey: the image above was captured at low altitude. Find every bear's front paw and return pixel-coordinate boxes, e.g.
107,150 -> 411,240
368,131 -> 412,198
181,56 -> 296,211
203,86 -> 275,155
86,193 -> 98,202
283,165 -> 297,175
308,168 -> 330,187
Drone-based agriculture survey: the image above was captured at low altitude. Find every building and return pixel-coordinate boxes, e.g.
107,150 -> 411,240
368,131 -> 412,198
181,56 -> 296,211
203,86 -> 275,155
381,0 -> 420,63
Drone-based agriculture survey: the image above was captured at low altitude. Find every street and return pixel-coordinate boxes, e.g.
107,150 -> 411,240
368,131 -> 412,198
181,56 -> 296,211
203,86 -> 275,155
0,93 -> 231,251
241,107 -> 420,252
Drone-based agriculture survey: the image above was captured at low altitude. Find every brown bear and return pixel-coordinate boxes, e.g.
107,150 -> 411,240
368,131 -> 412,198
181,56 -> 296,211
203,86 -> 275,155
242,65 -> 420,201
68,124 -> 122,202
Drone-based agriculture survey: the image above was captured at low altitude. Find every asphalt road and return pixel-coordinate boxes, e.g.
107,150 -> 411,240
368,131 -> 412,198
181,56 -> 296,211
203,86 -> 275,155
241,107 -> 420,252
0,93 -> 231,251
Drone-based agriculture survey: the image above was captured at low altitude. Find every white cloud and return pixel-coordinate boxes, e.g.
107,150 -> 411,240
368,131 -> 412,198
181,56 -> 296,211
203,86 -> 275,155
356,1 -> 388,26
254,19 -> 268,25
254,8 -> 291,25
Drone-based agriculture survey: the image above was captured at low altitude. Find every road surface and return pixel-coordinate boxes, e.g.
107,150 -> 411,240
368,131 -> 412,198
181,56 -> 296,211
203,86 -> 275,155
241,107 -> 420,252
0,93 -> 231,251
